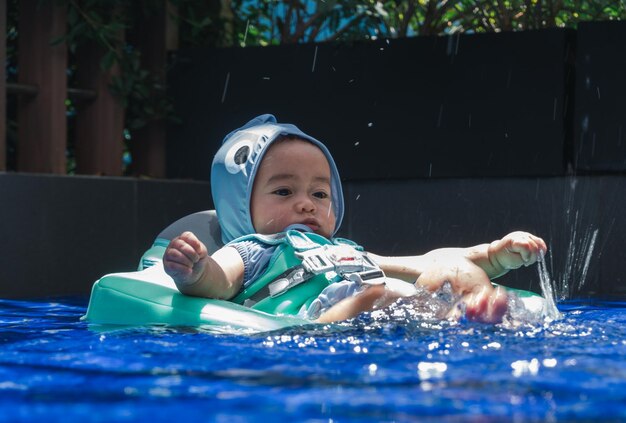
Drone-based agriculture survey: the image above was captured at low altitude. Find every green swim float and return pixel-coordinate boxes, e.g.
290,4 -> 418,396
84,210 -> 545,331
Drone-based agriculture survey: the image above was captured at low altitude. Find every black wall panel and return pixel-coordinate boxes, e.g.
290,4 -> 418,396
0,174 -> 212,298
1,174 -> 623,300
167,29 -> 571,181
574,21 -> 626,172
341,176 -> 625,299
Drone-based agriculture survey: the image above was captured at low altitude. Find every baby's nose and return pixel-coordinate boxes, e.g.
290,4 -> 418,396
296,196 -> 315,212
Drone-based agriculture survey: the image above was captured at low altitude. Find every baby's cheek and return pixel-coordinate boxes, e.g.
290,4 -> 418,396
328,205 -> 336,223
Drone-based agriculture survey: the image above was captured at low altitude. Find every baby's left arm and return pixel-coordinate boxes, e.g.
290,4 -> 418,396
368,231 -> 547,282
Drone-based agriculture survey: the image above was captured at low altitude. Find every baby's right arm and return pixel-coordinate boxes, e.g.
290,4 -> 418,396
163,231 -> 244,300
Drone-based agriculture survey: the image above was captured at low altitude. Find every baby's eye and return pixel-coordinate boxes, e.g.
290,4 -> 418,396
313,191 -> 329,199
273,188 -> 292,196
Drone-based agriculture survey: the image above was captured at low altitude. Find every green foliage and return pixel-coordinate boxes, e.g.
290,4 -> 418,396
169,0 -> 227,47
230,0 -> 386,45
58,0 -> 176,132
223,0 -> 626,46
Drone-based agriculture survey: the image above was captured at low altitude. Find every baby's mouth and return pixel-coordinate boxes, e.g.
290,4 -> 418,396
300,219 -> 320,231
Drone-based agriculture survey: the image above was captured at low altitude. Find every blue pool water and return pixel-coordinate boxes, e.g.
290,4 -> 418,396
1,297 -> 625,422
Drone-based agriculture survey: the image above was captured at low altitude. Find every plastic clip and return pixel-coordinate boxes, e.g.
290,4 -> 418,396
345,270 -> 387,286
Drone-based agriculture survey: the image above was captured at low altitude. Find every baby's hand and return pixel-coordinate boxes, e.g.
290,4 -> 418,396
416,257 -> 508,323
163,231 -> 208,286
488,231 -> 547,271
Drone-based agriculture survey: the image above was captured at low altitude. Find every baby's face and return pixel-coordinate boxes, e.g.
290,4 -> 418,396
250,139 -> 336,238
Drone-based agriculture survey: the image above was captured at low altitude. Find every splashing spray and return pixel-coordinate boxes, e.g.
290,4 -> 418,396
536,253 -> 562,321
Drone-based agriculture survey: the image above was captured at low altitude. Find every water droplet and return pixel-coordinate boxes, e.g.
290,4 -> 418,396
511,358 -> 540,377
581,115 -> 589,131
368,363 -> 377,375
311,45 -> 318,73
221,72 -> 230,103
542,358 -> 557,368
243,20 -> 250,46
592,133 -> 596,156
417,362 -> 447,380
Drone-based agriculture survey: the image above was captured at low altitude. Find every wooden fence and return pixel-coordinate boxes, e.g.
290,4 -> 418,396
0,0 -> 174,177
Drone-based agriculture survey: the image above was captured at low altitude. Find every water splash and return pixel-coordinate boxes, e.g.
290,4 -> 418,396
370,279 -> 553,329
552,177 -> 607,301
370,282 -> 462,325
561,224 -> 598,300
537,256 -> 561,321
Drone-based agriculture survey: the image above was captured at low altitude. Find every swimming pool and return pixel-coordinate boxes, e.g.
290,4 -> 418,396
1,297 -> 625,422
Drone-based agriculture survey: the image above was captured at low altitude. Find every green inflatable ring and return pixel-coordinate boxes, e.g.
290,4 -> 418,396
83,263 -> 310,332
84,242 -> 545,332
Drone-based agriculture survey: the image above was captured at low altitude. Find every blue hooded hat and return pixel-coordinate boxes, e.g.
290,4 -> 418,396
211,114 -> 344,244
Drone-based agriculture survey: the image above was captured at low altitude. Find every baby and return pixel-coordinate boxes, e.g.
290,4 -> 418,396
164,114 -> 546,324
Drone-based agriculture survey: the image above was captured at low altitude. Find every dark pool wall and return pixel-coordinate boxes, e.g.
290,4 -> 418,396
341,176 -> 626,301
0,173 -> 212,298
1,172 -> 624,300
